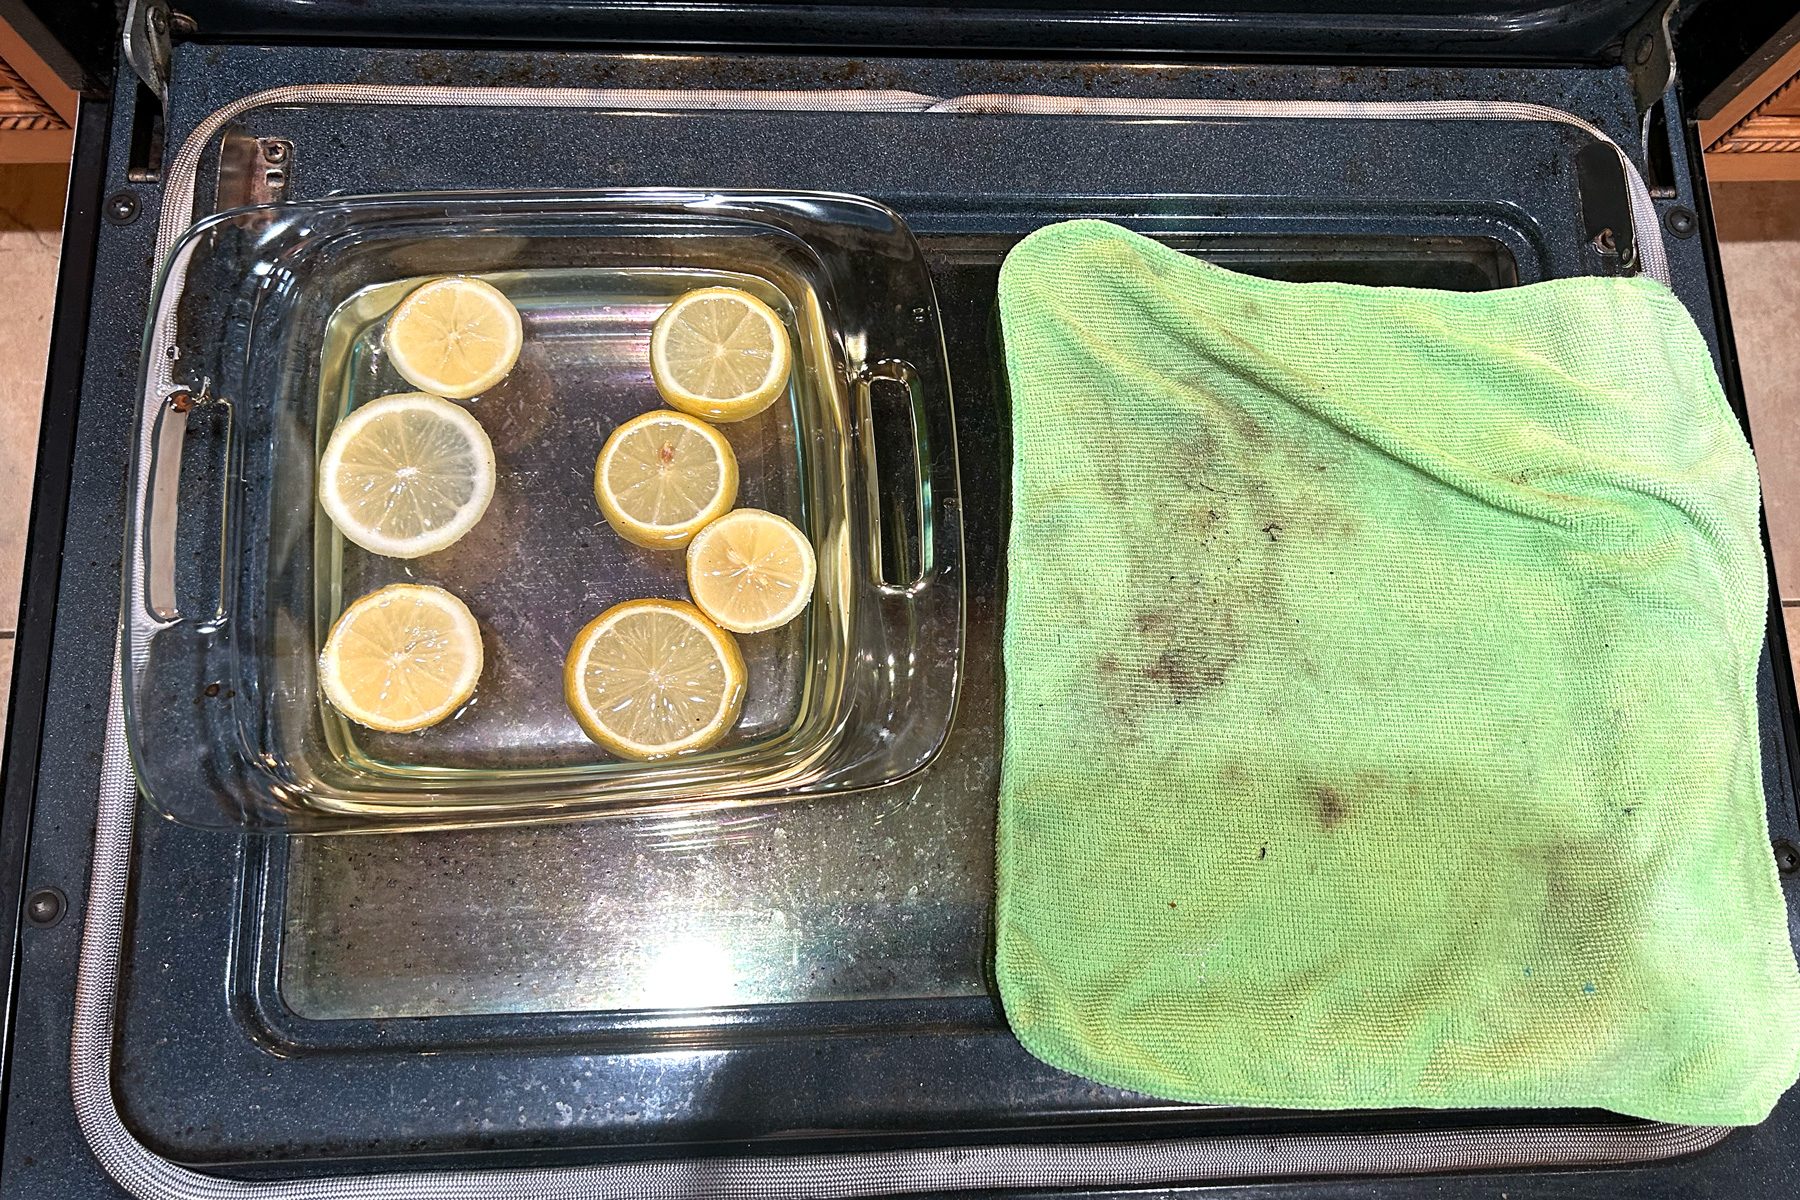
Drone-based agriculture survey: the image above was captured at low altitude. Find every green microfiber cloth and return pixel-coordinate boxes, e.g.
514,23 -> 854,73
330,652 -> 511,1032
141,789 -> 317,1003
994,219 -> 1800,1126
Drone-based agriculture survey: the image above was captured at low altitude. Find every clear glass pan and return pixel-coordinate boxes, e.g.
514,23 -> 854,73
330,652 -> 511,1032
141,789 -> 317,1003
124,192 -> 963,833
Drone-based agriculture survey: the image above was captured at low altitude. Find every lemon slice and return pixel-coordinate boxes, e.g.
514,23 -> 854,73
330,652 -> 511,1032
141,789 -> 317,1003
649,286 -> 792,422
319,583 -> 483,732
564,599 -> 746,760
385,276 -> 524,399
595,410 -> 739,549
319,392 -> 496,559
685,508 -> 817,634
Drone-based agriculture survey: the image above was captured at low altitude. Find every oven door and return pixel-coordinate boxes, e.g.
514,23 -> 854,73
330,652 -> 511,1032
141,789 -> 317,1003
3,7 -> 1797,1200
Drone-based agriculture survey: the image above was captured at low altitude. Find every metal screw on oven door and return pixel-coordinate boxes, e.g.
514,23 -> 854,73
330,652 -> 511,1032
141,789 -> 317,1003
25,887 -> 65,927
1776,838 -> 1800,876
1665,206 -> 1697,239
106,190 -> 140,225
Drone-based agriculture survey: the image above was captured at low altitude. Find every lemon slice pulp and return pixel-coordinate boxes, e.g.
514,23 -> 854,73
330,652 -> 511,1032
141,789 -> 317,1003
385,276 -> 524,399
564,599 -> 746,760
319,583 -> 483,732
595,410 -> 739,549
649,286 -> 792,422
318,392 -> 496,559
685,508 -> 817,634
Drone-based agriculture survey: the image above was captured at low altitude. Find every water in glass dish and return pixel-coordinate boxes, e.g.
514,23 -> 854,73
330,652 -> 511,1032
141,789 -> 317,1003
310,268 -> 836,783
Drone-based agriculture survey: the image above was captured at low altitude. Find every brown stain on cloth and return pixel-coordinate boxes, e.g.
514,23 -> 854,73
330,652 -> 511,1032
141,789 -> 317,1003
1082,364 -> 1368,727
1311,785 -> 1350,829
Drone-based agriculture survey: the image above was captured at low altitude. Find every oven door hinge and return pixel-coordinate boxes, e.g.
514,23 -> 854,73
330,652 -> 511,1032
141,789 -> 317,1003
122,0 -> 179,180
1619,0 -> 1684,199
1625,0 -> 1678,133
123,0 -> 172,109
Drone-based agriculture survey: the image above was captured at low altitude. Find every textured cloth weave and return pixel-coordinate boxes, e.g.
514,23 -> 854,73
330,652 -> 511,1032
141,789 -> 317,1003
994,219 -> 1800,1125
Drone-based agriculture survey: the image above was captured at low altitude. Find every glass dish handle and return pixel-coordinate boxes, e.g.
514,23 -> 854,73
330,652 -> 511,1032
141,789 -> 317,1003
139,387 -> 233,624
849,345 -> 964,775
856,356 -> 960,596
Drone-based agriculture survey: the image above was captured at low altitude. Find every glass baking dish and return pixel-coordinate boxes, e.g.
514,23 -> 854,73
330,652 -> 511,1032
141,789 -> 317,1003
124,191 -> 963,833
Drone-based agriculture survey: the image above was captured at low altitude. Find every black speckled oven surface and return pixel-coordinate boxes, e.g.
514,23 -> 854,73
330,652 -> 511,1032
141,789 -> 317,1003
3,35 -> 1798,1200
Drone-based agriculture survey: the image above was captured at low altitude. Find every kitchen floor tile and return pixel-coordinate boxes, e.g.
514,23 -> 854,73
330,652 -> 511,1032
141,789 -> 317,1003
1786,605 -> 1800,696
1710,180 -> 1800,601
0,162 -> 65,636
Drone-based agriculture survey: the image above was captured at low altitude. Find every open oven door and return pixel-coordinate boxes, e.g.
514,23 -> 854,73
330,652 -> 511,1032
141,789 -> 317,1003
2,2 -> 1798,1198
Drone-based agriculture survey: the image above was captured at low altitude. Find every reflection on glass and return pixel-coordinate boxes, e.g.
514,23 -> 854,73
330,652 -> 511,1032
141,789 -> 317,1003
640,939 -> 739,1009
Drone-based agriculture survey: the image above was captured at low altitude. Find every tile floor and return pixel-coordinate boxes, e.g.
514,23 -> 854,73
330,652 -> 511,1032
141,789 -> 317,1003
1711,181 -> 1800,680
0,170 -> 1794,738
0,161 -> 65,737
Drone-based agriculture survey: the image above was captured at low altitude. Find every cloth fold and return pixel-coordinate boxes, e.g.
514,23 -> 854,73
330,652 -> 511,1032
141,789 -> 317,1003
994,219 -> 1800,1125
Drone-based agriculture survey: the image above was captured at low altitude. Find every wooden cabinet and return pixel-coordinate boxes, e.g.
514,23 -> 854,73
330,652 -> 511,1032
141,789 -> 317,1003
1702,23 -> 1800,182
0,13 -> 74,164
